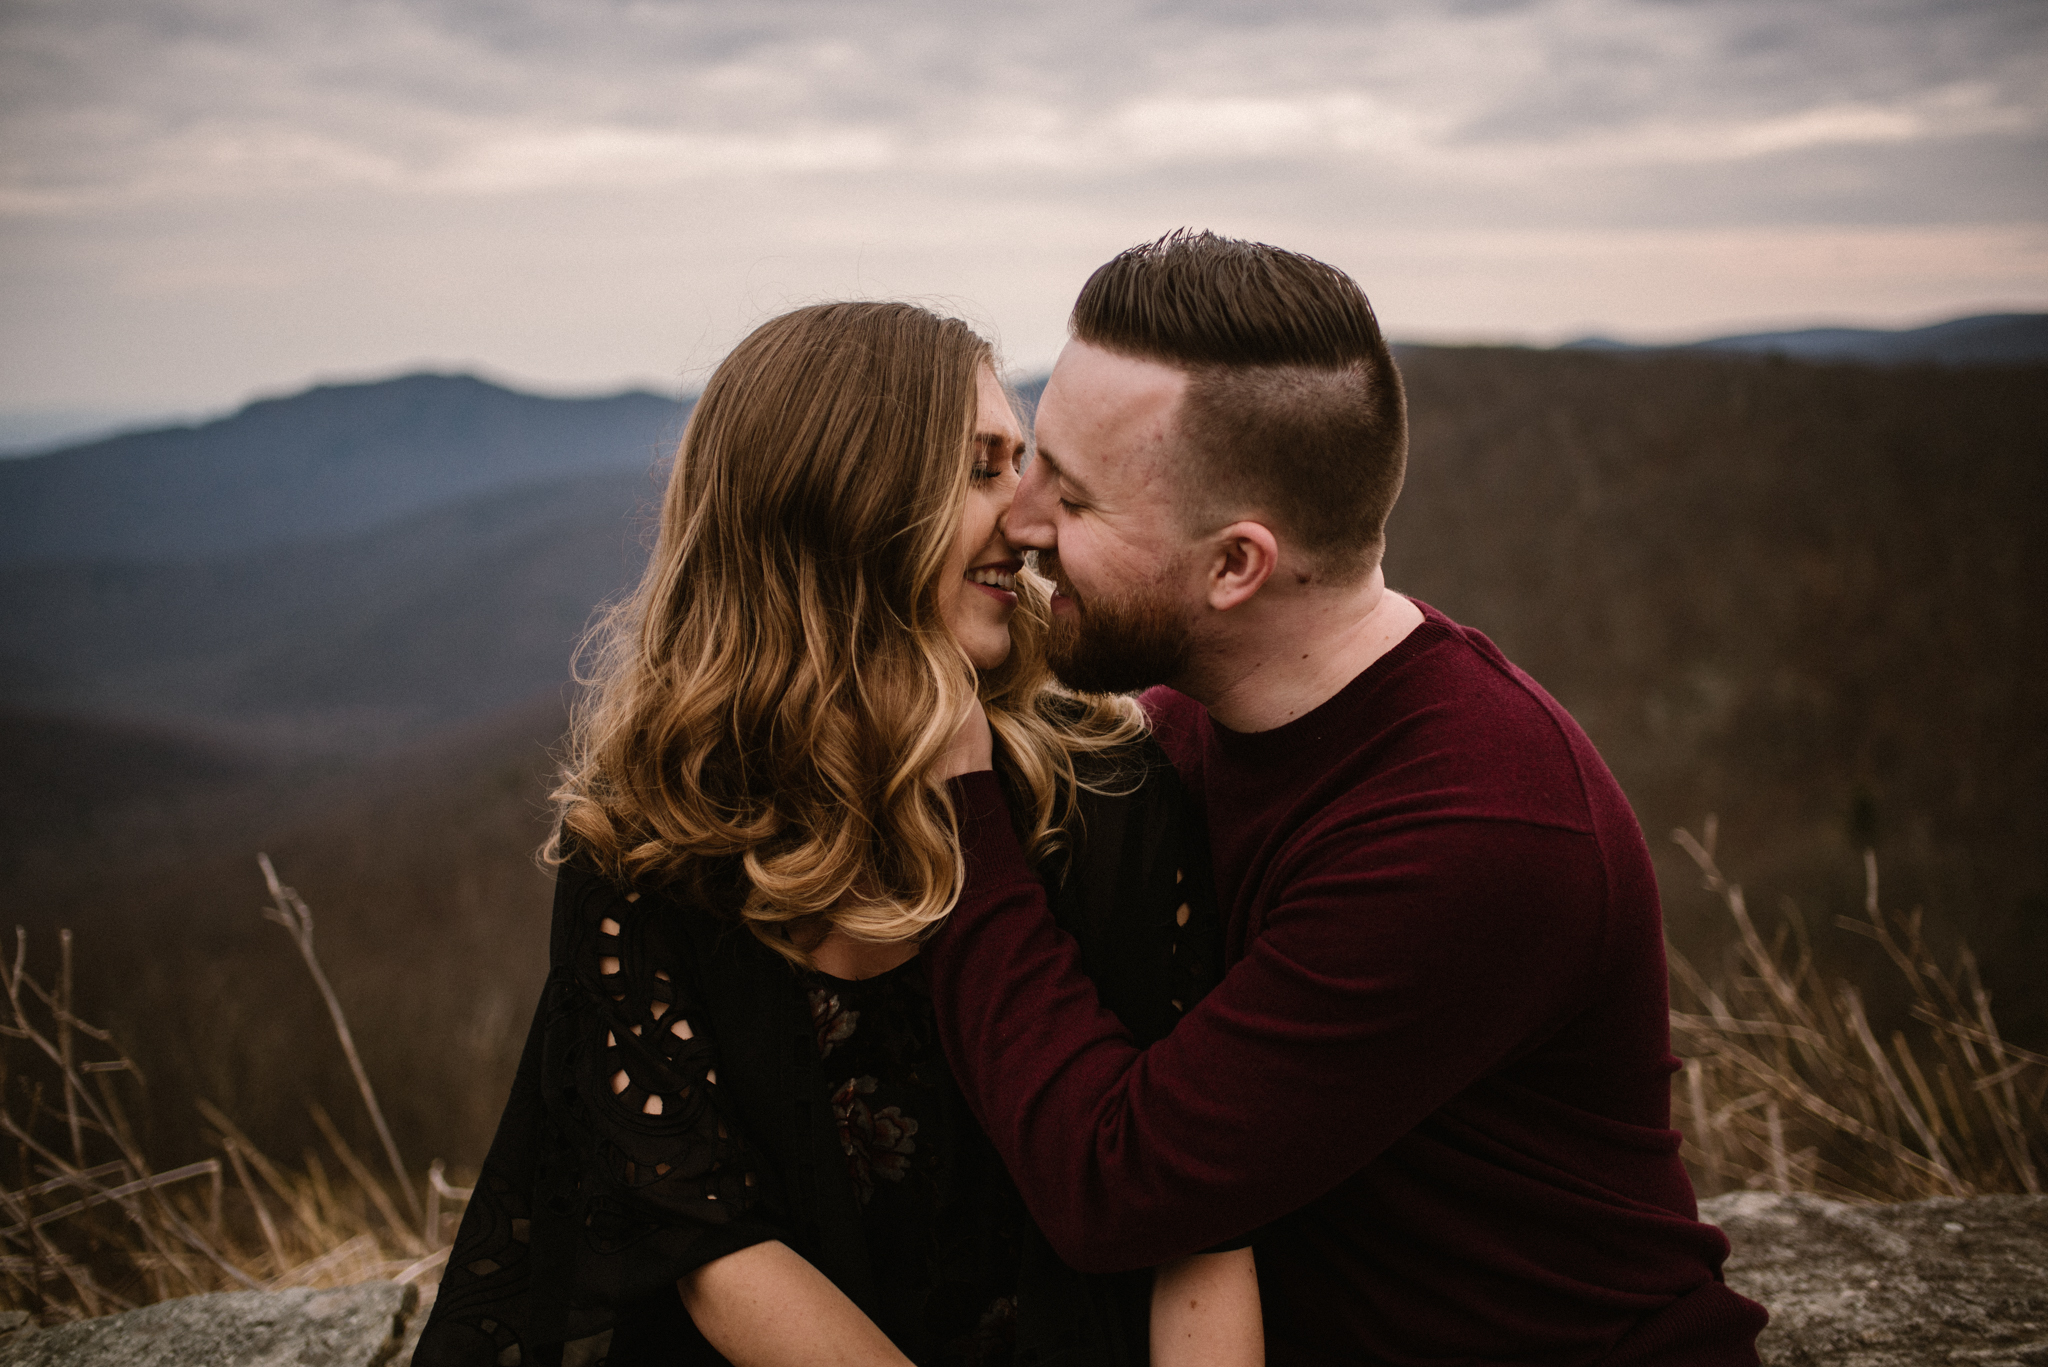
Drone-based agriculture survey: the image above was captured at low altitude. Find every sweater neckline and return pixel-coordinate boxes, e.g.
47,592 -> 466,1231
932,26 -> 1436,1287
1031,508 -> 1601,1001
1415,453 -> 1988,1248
1203,598 -> 1453,758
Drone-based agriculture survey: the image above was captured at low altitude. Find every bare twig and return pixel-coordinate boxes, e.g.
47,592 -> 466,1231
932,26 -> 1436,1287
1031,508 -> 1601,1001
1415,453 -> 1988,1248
58,932 -> 82,1170
393,1245 -> 451,1286
1839,984 -> 1964,1195
306,1104 -> 427,1258
0,1161 -> 223,1240
220,1139 -> 287,1276
257,855 -> 423,1227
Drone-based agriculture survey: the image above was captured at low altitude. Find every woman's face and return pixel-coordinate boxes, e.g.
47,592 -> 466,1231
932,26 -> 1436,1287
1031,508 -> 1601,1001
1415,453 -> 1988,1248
940,365 -> 1027,670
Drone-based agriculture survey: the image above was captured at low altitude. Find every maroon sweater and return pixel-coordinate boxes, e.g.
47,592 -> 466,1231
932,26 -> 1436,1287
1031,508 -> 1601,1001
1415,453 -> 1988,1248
928,603 -> 1766,1364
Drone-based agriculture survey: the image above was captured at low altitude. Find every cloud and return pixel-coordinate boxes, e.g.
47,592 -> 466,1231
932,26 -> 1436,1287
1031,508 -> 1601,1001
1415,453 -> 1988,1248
6,0 -> 2041,205
0,0 -> 2042,405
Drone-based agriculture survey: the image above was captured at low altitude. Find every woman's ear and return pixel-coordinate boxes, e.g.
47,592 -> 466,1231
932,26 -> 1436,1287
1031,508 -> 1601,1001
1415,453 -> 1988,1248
1204,521 -> 1279,612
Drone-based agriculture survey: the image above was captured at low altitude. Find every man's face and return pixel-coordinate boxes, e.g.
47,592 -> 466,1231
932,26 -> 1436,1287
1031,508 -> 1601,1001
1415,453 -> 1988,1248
1009,340 -> 1202,695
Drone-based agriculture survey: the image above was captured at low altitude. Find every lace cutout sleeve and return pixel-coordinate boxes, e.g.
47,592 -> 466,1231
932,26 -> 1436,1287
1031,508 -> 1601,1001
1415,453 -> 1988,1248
417,860 -> 781,1367
567,878 -> 759,1219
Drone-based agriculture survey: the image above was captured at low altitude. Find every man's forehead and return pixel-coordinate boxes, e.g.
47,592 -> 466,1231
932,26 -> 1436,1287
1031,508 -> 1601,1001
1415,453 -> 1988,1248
1035,340 -> 1186,475
1047,339 -> 1186,409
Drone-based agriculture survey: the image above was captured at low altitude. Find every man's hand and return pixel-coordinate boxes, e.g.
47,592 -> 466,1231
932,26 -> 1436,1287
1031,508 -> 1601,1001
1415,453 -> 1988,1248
933,695 -> 994,780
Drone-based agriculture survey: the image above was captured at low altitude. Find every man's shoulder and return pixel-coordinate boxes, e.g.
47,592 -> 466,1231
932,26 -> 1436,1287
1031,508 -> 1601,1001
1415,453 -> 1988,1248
1136,606 -> 1631,841
1396,600 -> 1562,715
1328,601 -> 1615,835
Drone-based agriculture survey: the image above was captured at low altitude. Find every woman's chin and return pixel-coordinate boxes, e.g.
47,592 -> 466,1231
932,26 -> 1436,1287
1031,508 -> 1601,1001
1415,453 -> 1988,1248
964,635 -> 1013,673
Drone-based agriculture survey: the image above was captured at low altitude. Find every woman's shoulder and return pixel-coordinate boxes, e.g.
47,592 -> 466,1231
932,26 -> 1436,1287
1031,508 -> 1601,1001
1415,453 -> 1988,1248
547,833 -> 752,970
552,831 -> 743,905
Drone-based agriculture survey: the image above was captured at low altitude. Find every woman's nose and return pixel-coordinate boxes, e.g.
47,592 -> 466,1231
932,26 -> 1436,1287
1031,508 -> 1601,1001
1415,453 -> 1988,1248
990,467 -> 1019,514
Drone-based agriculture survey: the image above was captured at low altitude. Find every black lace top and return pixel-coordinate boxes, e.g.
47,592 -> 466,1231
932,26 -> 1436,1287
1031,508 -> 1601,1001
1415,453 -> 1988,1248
416,743 -> 1221,1367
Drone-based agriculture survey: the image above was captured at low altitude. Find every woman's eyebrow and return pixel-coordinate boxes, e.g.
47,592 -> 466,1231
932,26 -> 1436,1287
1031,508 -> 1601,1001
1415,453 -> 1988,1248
974,429 -> 1026,459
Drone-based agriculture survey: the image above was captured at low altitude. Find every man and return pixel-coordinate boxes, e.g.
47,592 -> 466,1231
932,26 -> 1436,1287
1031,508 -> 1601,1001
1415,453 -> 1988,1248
929,231 -> 1768,1362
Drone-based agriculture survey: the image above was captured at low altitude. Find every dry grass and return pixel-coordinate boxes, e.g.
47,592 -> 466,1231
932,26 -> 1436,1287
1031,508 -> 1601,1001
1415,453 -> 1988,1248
0,860 -> 469,1322
1670,818 -> 2046,1202
6,829 -> 2044,1321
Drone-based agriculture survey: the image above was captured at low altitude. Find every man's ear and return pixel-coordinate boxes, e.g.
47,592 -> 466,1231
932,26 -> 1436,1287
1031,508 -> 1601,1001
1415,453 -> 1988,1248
1204,521 -> 1279,612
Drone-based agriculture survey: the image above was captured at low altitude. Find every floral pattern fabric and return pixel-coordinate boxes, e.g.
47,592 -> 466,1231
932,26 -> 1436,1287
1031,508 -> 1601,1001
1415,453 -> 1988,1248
806,966 -> 947,1214
811,985 -> 926,1203
811,987 -> 925,1205
830,1074 -> 918,1202
810,987 -> 860,1058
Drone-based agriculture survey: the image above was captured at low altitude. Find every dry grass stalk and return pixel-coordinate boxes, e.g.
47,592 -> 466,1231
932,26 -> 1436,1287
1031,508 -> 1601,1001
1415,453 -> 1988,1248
258,853 -> 424,1228
1670,820 -> 2047,1202
2,890 -> 471,1322
1,929 -> 263,1316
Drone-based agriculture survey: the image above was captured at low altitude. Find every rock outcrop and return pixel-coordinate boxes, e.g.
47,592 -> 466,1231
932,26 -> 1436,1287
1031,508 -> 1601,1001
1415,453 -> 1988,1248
1705,1190 -> 2048,1365
0,1282 -> 417,1367
3,1195 -> 2043,1364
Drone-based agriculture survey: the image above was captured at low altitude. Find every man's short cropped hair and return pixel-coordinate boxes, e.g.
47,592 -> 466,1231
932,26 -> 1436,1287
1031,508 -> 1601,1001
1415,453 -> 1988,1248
1070,229 -> 1407,580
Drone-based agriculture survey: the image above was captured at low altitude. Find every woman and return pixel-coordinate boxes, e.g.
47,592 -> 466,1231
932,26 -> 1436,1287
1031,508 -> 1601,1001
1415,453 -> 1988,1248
416,302 -> 1261,1366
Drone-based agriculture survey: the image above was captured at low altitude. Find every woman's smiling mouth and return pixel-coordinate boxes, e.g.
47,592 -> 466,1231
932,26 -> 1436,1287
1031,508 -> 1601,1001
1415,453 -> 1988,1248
967,562 -> 1019,596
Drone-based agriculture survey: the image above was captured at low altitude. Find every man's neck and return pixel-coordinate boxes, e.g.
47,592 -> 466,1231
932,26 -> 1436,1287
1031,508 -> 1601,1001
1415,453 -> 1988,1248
1186,569 -> 1425,734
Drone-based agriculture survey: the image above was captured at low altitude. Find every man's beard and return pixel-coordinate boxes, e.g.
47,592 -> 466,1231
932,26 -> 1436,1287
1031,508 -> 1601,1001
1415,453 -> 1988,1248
1038,552 -> 1194,696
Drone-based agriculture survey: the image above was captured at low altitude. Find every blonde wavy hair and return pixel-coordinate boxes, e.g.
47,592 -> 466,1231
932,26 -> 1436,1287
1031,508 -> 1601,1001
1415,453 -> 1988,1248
553,301 -> 1144,964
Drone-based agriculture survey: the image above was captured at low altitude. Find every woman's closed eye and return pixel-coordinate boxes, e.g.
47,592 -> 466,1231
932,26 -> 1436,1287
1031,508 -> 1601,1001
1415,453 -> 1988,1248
971,433 -> 1023,485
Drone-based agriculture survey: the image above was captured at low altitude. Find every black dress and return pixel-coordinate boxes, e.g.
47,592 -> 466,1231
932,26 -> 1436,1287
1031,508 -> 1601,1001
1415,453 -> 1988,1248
416,743 -> 1220,1367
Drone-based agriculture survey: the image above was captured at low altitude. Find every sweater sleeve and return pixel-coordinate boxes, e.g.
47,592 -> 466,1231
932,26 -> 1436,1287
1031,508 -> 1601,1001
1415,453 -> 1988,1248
925,770 -> 1608,1275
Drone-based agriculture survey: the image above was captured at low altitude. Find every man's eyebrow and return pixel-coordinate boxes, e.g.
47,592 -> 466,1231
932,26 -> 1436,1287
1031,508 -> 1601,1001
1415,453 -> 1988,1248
1033,446 -> 1095,501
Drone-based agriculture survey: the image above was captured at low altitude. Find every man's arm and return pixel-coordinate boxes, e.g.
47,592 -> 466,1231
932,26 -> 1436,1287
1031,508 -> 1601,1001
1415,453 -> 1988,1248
679,1241 -> 912,1366
926,769 -> 1608,1273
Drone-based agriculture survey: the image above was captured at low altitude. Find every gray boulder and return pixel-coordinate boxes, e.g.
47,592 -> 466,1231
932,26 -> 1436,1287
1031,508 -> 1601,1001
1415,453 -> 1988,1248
0,1282 -> 417,1367
1705,1191 -> 2048,1365
7,1199 -> 2047,1364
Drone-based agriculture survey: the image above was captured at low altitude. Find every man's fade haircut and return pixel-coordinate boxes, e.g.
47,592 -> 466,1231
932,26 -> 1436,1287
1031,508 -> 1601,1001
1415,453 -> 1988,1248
1069,229 -> 1407,580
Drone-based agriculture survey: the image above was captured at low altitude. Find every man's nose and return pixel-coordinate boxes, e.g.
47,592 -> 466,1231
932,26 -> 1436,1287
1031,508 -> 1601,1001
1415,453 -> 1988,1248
1005,457 -> 1058,551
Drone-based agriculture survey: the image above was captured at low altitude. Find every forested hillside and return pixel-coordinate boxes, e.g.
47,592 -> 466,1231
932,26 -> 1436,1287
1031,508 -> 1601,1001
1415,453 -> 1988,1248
3,349 -> 2041,1175
1390,348 -> 2046,1024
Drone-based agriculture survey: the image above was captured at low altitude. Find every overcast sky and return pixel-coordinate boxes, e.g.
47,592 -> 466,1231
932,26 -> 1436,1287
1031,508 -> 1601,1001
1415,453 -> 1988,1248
2,0 -> 2043,428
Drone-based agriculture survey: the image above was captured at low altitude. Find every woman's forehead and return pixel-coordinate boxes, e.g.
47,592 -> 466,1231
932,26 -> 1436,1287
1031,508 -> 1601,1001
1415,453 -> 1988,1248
974,366 -> 1025,447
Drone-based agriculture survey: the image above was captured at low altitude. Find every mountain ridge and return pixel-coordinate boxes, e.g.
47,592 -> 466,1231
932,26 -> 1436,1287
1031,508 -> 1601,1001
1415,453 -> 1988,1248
0,372 -> 690,566
1560,312 -> 2048,365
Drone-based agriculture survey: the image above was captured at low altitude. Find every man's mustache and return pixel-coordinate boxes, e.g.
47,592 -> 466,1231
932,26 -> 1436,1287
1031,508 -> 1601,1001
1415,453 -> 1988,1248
1027,550 -> 1080,608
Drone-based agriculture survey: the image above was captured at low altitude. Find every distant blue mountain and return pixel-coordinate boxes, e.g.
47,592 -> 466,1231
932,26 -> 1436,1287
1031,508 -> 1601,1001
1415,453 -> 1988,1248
1,468 -> 657,748
1560,313 -> 2048,366
0,372 -> 691,566
0,406 -> 190,457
